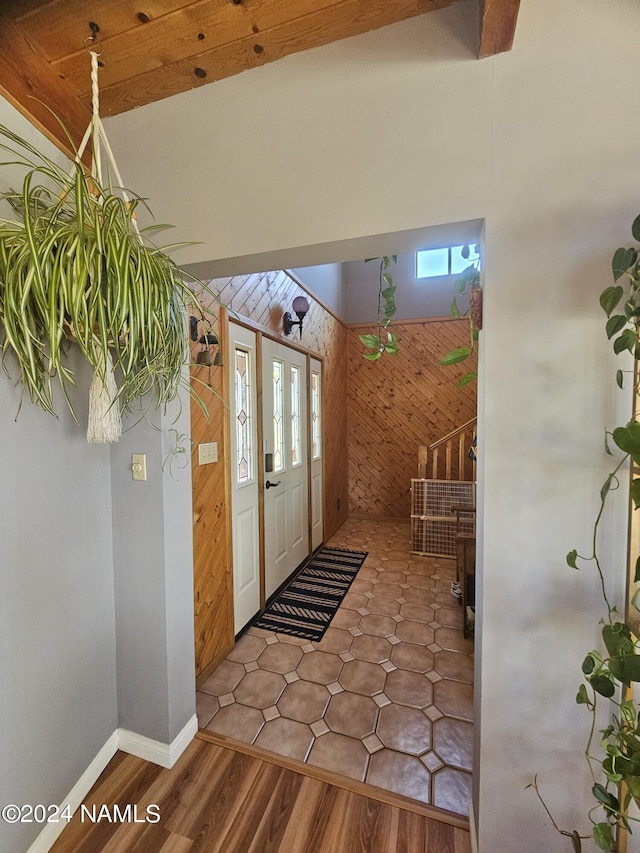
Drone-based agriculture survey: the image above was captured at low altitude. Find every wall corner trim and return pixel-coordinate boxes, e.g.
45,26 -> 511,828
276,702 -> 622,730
27,730 -> 119,853
27,717 -> 198,852
469,800 -> 479,853
118,715 -> 198,769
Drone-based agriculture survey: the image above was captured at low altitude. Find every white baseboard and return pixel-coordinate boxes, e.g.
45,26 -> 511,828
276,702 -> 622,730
27,731 -> 119,853
27,715 -> 197,852
118,714 -> 198,769
469,800 -> 479,853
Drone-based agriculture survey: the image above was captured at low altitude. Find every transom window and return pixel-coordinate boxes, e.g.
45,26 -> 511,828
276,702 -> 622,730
416,244 -> 480,279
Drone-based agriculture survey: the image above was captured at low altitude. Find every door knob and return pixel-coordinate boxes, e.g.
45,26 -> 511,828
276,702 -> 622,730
265,480 -> 282,489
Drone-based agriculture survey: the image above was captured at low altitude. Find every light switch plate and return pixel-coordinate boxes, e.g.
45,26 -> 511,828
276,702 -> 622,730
198,442 -> 218,465
131,453 -> 147,481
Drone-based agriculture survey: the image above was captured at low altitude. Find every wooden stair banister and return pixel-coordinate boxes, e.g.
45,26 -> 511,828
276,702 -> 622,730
418,417 -> 477,481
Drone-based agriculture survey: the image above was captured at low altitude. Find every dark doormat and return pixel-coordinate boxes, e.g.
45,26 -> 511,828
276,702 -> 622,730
251,546 -> 368,642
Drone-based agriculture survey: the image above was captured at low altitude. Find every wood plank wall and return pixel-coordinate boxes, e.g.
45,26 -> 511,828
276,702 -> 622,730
191,270 -> 349,679
347,318 -> 477,519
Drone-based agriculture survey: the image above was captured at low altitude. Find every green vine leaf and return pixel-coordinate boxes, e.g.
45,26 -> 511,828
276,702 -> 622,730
441,346 -> 471,366
457,372 -> 478,387
589,674 -> 615,698
632,213 -> 640,242
616,370 -> 624,389
620,699 -> 637,725
567,549 -> 579,568
600,285 -> 624,315
600,473 -> 615,501
602,622 -> 633,658
359,334 -> 380,349
606,315 -> 627,339
622,654 -> 640,684
613,247 -> 637,280
614,328 -> 637,353
630,478 -> 640,509
612,422 -> 640,461
576,684 -> 591,706
593,818 -> 616,850
592,783 -> 620,814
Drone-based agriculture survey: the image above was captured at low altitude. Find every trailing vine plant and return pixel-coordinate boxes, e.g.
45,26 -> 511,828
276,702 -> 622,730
530,215 -> 640,852
359,255 -> 400,360
440,243 -> 482,386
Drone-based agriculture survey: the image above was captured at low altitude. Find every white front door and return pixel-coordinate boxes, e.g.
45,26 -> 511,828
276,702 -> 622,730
262,338 -> 309,599
229,323 -> 261,633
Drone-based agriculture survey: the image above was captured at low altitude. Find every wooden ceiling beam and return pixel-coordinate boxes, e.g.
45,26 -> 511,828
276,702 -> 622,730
79,0 -> 460,116
60,0 -> 462,100
479,0 -> 520,59
0,10 -> 91,160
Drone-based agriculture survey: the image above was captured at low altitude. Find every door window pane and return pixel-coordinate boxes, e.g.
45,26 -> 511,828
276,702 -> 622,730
273,359 -> 285,473
311,370 -> 321,460
291,365 -> 301,467
235,348 -> 253,484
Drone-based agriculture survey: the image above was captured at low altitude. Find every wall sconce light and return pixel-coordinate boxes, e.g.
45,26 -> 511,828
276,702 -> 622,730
190,315 -> 223,367
283,296 -> 310,339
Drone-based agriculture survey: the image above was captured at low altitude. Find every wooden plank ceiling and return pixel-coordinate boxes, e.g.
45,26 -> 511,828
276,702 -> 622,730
0,0 -> 520,157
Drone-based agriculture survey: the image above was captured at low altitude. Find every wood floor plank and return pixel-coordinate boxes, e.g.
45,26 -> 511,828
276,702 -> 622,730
169,748 -> 265,841
275,776 -> 346,851
233,765 -> 303,852
51,739 -> 471,853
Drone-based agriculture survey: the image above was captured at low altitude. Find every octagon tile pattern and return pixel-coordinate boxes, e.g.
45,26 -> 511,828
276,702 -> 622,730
197,518 -> 474,816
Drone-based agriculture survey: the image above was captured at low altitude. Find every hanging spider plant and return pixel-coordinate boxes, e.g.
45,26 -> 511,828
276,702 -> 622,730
0,121 -> 208,437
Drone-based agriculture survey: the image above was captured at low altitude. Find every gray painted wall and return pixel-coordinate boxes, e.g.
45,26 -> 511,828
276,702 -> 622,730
0,100 -> 196,852
343,252 -> 468,323
0,98 -> 119,850
111,396 -> 195,743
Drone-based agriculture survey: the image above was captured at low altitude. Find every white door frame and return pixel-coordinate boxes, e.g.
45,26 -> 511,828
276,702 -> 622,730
228,322 -> 325,630
228,322 -> 261,633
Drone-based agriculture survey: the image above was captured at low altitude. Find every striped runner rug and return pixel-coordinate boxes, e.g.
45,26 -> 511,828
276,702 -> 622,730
252,547 -> 368,641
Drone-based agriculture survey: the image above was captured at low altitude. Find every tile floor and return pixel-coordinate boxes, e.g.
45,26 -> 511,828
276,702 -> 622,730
196,517 -> 475,816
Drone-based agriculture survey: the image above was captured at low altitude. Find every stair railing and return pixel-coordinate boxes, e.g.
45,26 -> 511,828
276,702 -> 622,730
418,417 -> 477,481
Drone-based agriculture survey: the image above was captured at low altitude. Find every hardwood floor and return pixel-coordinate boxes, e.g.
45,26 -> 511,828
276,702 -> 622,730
51,735 -> 471,852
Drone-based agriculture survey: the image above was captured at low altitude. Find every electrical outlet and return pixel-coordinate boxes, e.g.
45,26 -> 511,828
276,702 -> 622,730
198,442 -> 218,465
